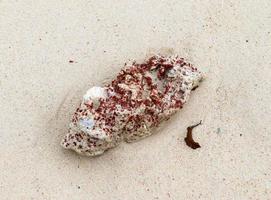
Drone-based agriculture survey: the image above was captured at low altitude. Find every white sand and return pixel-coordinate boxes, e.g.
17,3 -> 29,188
1,0 -> 271,199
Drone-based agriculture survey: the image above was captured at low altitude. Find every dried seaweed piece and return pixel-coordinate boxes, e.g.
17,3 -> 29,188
184,120 -> 202,149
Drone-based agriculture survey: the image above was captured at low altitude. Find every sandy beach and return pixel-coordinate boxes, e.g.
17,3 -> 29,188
1,0 -> 271,199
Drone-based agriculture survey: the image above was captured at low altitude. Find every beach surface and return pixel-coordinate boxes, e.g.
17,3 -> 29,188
1,0 -> 271,199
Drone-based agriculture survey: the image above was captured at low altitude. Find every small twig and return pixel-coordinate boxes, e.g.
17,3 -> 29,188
184,120 -> 202,149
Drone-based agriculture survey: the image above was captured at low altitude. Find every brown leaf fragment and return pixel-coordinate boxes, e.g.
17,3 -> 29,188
184,120 -> 202,149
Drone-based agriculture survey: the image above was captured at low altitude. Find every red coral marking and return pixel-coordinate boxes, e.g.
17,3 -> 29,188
70,55 -> 199,141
